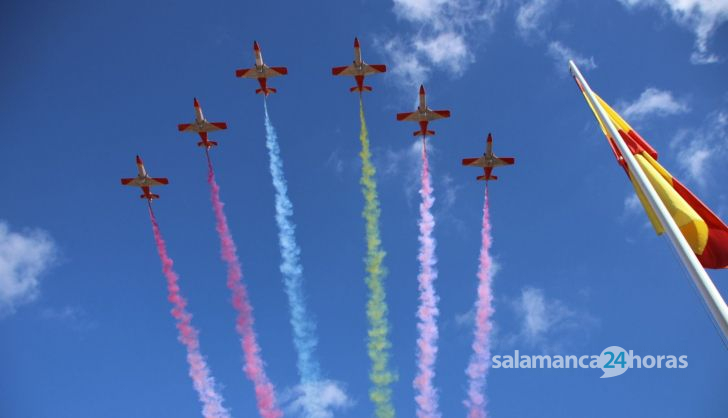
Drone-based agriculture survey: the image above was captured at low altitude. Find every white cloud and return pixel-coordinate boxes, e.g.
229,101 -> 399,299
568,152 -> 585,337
546,41 -> 597,73
617,0 -> 728,64
0,221 -> 56,317
413,32 -> 472,74
670,110 -> 728,187
618,88 -> 690,120
384,0 -> 503,87
516,0 -> 560,39
382,37 -> 431,88
282,380 -> 352,418
624,193 -> 643,215
503,287 -> 596,353
41,305 -> 97,331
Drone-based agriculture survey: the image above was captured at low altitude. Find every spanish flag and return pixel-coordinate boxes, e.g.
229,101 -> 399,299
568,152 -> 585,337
579,87 -> 728,269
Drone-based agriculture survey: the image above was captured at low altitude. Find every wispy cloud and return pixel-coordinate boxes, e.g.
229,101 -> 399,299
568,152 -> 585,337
0,221 -> 57,317
670,110 -> 728,188
501,286 -> 597,353
41,305 -> 97,331
617,0 -> 728,64
546,41 -> 597,73
516,0 -> 560,40
282,380 -> 352,418
618,88 -> 690,120
383,0 -> 503,87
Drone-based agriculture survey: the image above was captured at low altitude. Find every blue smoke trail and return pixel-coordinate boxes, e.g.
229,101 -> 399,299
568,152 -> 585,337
263,99 -> 322,389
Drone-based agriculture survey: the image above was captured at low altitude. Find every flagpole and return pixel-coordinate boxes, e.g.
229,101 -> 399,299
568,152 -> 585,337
569,60 -> 728,342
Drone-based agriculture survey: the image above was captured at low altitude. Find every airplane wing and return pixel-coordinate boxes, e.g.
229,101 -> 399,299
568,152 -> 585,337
149,177 -> 169,186
177,122 -> 227,133
332,65 -> 357,76
362,64 -> 386,75
120,178 -> 140,186
120,178 -> 169,186
264,66 -> 288,78
496,157 -> 515,165
396,111 -> 420,122
426,110 -> 451,121
235,68 -> 258,78
462,158 -> 483,166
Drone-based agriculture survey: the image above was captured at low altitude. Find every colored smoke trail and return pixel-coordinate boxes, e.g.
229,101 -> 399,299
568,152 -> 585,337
148,204 -> 230,418
464,185 -> 494,418
359,98 -> 396,418
263,101 -> 327,415
414,139 -> 441,418
205,153 -> 283,418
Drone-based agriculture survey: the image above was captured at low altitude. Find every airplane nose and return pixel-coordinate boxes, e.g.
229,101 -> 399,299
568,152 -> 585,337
419,84 -> 425,94
193,97 -> 199,107
136,155 -> 143,164
253,40 -> 260,50
354,37 -> 360,47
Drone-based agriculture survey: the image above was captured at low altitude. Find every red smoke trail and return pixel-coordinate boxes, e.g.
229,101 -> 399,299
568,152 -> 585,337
414,138 -> 441,418
204,152 -> 283,418
147,203 -> 230,418
464,185 -> 494,418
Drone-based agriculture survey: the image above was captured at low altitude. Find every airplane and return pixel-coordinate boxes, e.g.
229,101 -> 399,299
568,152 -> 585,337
235,41 -> 288,96
396,85 -> 451,137
331,37 -> 387,93
177,98 -> 228,149
461,133 -> 515,181
120,155 -> 169,200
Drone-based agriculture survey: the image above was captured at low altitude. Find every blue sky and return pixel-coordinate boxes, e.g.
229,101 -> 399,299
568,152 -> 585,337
2,0 -> 728,417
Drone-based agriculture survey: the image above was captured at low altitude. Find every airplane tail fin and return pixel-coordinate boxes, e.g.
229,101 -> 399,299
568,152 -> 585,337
413,130 -> 436,137
198,140 -> 218,148
256,87 -> 277,96
350,85 -> 373,92
477,175 -> 497,181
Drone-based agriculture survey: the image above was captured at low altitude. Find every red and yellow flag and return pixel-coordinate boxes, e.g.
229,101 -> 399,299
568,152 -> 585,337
579,87 -> 728,269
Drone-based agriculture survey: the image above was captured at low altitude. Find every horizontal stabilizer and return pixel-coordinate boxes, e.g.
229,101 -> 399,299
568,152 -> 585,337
141,193 -> 160,199
198,140 -> 218,148
350,85 -> 373,92
414,130 -> 435,137
477,175 -> 497,181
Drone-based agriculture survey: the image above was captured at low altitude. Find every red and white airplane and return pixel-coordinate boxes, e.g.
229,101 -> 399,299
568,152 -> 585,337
235,41 -> 288,96
177,98 -> 228,149
120,156 -> 169,200
461,133 -> 515,181
396,85 -> 451,137
331,37 -> 387,93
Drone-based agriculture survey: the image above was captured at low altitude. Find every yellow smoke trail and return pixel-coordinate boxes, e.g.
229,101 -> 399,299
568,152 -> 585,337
359,98 -> 396,418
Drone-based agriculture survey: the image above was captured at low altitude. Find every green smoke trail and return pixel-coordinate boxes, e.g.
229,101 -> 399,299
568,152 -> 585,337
359,97 -> 396,418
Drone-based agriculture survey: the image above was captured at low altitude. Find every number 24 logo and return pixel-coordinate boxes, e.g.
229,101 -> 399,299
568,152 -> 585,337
604,351 -> 626,368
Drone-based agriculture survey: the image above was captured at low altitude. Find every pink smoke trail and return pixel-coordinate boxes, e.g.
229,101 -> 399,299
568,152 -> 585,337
205,152 -> 283,418
464,185 -> 494,418
414,139 -> 441,418
147,204 -> 230,418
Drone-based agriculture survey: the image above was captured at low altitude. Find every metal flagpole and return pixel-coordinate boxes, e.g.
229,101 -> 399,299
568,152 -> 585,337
569,60 -> 728,342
